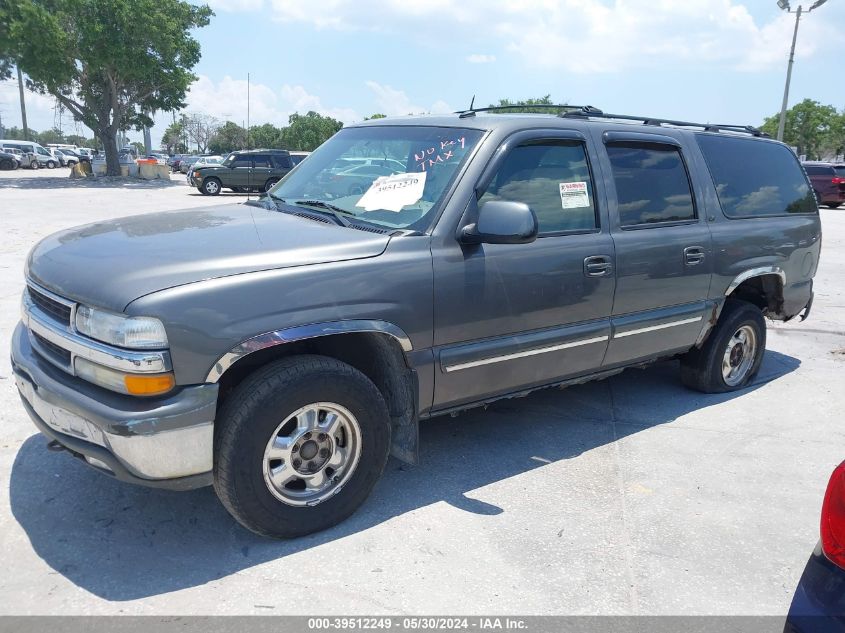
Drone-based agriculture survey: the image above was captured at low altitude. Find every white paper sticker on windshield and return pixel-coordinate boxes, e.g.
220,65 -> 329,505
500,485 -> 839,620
355,172 -> 427,212
559,181 -> 590,209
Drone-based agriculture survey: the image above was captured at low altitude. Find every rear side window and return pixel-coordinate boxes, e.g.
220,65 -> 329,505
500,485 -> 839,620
696,135 -> 816,217
835,167 -> 845,178
479,140 -> 598,234
606,144 -> 696,226
804,165 -> 832,176
273,155 -> 293,169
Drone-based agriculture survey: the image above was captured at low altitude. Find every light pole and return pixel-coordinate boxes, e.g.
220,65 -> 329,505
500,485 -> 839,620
776,0 -> 828,142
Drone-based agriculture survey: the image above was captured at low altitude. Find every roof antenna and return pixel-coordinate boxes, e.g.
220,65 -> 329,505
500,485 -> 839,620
246,71 -> 251,202
469,95 -> 475,111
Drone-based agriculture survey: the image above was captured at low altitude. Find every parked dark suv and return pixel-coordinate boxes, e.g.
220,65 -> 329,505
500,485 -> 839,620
13,106 -> 820,538
803,161 -> 845,209
192,149 -> 294,195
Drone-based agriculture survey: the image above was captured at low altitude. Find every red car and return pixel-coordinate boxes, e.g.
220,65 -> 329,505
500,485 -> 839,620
803,162 -> 845,209
785,461 -> 845,631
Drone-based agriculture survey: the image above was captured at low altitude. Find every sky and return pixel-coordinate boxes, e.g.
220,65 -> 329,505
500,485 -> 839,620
0,0 -> 843,149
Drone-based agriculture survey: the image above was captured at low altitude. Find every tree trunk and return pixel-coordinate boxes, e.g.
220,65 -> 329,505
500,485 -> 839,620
100,130 -> 120,176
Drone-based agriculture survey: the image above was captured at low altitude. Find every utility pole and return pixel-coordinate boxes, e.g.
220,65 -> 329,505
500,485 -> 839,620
775,0 -> 829,142
16,66 -> 29,141
777,6 -> 801,142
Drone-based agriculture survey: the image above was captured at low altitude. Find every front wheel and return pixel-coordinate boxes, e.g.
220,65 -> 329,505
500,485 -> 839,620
201,177 -> 221,195
680,299 -> 766,393
826,203 -> 841,209
46,160 -> 56,169
263,178 -> 278,192
213,355 -> 391,538
0,158 -> 14,170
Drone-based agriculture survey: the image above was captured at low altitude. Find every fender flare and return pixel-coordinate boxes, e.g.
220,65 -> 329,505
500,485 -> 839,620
725,266 -> 786,296
205,319 -> 413,383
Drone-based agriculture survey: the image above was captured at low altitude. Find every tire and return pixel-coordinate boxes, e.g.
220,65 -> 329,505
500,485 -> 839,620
827,203 -> 841,209
201,177 -> 221,196
30,160 -> 39,170
0,158 -> 13,171
680,299 -> 766,393
68,160 -> 77,166
263,178 -> 278,192
214,355 -> 391,538
46,160 -> 56,169
231,187 -> 244,193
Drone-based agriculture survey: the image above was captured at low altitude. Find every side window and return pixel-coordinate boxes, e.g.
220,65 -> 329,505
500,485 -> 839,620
231,156 -> 253,168
696,134 -> 816,217
478,140 -> 598,234
252,154 -> 272,168
273,155 -> 292,169
606,144 -> 696,226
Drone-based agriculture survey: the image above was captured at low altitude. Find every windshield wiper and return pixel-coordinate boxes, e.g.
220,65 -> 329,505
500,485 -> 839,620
294,200 -> 354,227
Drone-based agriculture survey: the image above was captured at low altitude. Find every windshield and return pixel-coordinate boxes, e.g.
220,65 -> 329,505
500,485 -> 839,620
269,125 -> 484,230
835,166 -> 845,178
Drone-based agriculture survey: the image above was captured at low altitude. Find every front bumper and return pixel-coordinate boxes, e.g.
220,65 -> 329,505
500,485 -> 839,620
12,322 -> 217,489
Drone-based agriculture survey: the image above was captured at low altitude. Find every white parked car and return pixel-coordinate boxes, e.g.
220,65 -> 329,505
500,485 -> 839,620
193,155 -> 224,169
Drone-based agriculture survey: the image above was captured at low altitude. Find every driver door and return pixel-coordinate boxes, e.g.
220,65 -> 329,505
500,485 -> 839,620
431,131 -> 616,411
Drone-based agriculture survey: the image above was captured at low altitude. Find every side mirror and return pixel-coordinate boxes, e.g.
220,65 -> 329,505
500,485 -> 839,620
460,200 -> 539,245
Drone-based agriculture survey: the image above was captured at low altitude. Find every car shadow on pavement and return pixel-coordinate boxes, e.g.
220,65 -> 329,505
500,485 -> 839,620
9,351 -> 800,601
0,177 -> 185,190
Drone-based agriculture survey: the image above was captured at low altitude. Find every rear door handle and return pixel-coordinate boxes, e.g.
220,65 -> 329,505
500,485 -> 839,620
684,246 -> 706,266
584,255 -> 613,277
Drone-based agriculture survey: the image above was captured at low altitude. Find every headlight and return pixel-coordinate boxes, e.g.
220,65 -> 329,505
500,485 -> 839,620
74,357 -> 175,396
75,305 -> 168,349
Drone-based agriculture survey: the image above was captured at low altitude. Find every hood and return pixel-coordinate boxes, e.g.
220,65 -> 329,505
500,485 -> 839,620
27,204 -> 390,311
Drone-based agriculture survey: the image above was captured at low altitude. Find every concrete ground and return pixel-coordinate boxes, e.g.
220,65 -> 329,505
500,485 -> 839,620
0,168 -> 843,615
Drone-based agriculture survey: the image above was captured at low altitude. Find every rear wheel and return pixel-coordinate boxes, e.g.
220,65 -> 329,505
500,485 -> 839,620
263,178 -> 278,192
826,203 -> 841,209
201,177 -> 221,195
680,299 -> 766,393
30,160 -> 39,170
213,355 -> 391,538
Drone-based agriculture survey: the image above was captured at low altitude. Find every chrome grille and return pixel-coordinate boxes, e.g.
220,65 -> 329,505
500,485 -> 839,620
27,285 -> 72,326
32,331 -> 72,368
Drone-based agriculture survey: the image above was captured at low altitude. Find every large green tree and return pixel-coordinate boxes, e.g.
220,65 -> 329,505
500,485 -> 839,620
1,0 -> 212,174
161,120 -> 187,154
249,123 -> 283,149
36,128 -> 65,145
761,99 -> 840,160
278,111 -> 343,151
208,121 -> 247,154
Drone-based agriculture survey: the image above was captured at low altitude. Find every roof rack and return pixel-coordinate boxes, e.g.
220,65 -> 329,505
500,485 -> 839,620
561,106 -> 768,138
456,104 -> 592,118
456,103 -> 767,138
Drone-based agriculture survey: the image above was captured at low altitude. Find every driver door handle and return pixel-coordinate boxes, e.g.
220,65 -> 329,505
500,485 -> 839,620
684,246 -> 706,266
584,255 -> 613,277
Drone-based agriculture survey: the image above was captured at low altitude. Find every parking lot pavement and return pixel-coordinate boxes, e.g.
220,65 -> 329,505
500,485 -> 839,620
0,171 -> 843,615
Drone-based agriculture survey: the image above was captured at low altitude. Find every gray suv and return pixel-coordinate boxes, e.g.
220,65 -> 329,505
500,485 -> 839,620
12,107 -> 820,538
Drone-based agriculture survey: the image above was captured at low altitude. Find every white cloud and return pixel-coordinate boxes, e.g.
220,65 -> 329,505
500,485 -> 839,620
466,54 -> 496,64
263,0 -> 839,73
0,79 -> 82,134
364,81 -> 451,116
205,0 -> 264,12
184,75 -> 360,125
